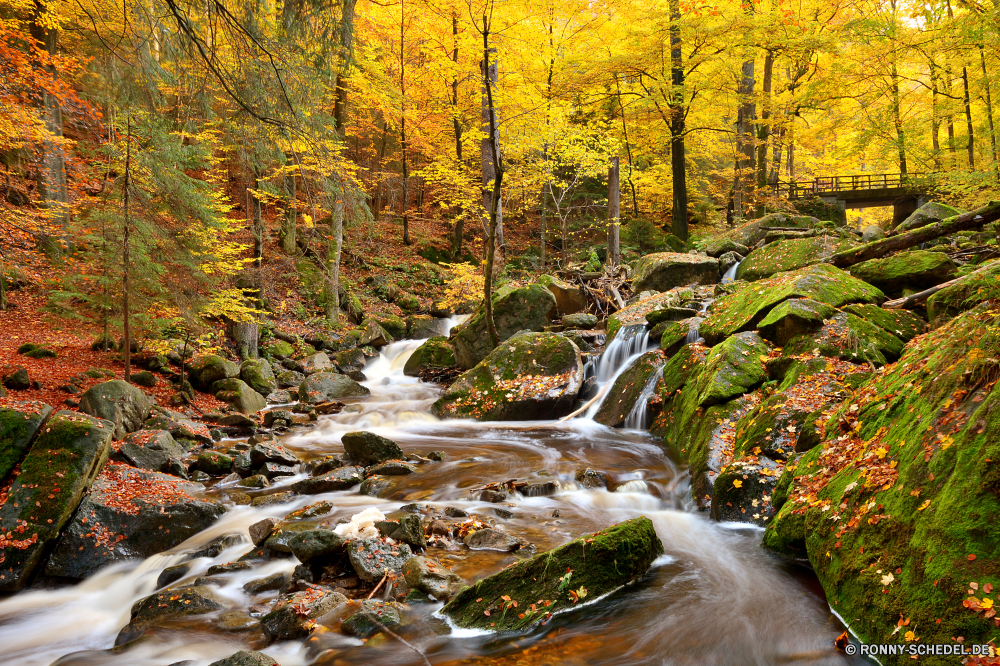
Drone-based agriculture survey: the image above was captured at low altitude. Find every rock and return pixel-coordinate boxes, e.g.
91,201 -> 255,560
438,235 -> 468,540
285,501 -> 334,520
242,573 -> 289,595
130,371 -> 157,387
261,588 -> 348,643
735,236 -> 857,282
251,491 -> 295,507
631,252 -> 719,293
0,411 -> 114,591
605,288 -> 692,341
341,600 -> 402,638
46,463 -> 227,579
275,370 -> 305,389
849,249 -> 957,295
357,318 -> 393,347
115,429 -> 183,473
348,537 -> 413,582
335,348 -> 366,374
594,350 -> 664,427
693,331 -> 770,406
562,312 -> 598,329
479,489 -> 507,503
0,401 -> 52,481
116,586 -> 224,646
537,274 -> 587,315
262,339 -> 296,360
432,332 -> 583,421
286,529 -> 347,565
377,514 -> 426,548
894,200 -> 965,232
197,451 -> 233,475
144,409 -> 213,445
250,441 -> 299,467
654,320 -> 690,355
859,224 -> 885,242
402,337 -> 457,377
646,307 -> 698,325
208,650 -> 279,666
78,379 -> 152,440
290,466 -> 364,494
240,474 -> 270,488
444,507 -> 467,518
298,372 -> 369,403
704,237 -> 750,258
157,563 -> 190,588
376,314 -> 407,340
342,431 -> 403,465
1,365 -> 31,391
367,460 -> 416,475
249,518 -> 278,546
406,315 -> 447,339
240,359 -> 277,396
260,463 -> 296,480
266,389 -> 293,404
756,298 -> 836,347
710,455 -> 784,525
926,261 -> 1000,326
451,283 -> 558,369
214,379 -> 267,414
23,345 -> 57,359
782,311 -> 904,366
700,263 -> 884,345
359,475 -> 391,497
263,409 -> 294,427
311,455 -> 343,476
187,354 -> 240,392
464,528 -> 522,552
841,304 -> 925,342
300,351 -> 333,375
442,517 -> 663,631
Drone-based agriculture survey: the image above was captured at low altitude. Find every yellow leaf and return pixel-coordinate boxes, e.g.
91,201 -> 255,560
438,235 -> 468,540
917,499 -> 931,511
983,598 -> 994,610
732,480 -> 742,488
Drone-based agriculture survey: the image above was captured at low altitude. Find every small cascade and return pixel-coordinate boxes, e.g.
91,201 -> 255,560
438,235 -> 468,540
623,367 -> 664,430
721,261 -> 741,283
596,323 -> 651,383
686,317 -> 703,344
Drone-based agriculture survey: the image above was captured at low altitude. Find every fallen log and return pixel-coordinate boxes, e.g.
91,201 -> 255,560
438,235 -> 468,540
883,259 -> 1000,309
829,200 -> 1000,268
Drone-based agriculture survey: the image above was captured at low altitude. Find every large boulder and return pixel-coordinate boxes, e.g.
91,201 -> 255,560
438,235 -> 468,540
261,589 -> 347,643
782,311 -> 904,367
894,200 -> 965,232
0,411 -> 114,591
78,380 -> 151,440
703,213 -> 819,256
537,274 -> 587,315
451,283 -> 557,369
240,358 -> 277,396
342,431 -> 403,465
841,303 -> 926,342
144,408 -> 213,446
187,354 -> 240,392
357,318 -> 393,347
594,350 -> 665,427
432,332 -> 583,421
755,298 -> 835,347
690,331 -> 770,406
297,372 -> 370,403
46,463 -> 226,579
763,307 -> 1000,654
348,537 -> 413,582
402,337 -> 457,377
0,401 -> 52,481
631,252 -> 719,293
606,287 -> 692,341
442,517 -> 662,631
927,261 -> 1000,327
335,348 -> 366,374
300,351 -> 333,375
213,378 -> 267,414
736,236 -> 857,282
113,429 -> 185,472
849,250 -> 957,294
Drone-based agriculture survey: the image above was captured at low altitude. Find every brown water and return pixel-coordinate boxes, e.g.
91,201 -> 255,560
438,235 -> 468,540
0,339 -> 868,666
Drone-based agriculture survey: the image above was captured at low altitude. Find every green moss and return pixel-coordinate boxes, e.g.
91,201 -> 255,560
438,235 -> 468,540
756,298 -> 835,346
655,320 -> 689,354
841,304 -> 926,342
849,250 -> 957,294
0,402 -> 52,482
451,283 -> 557,368
736,236 -> 857,282
783,312 -> 903,366
403,337 -> 456,377
926,261 -> 1000,327
692,331 -> 770,406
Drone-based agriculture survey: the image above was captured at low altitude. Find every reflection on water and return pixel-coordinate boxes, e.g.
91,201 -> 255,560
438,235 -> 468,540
0,337 -> 865,666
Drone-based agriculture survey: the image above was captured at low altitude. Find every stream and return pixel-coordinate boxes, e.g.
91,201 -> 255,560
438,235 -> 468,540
0,332 -> 867,666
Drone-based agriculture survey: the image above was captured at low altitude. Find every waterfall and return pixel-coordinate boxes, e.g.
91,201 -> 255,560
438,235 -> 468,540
623,367 -> 664,429
721,261 -> 741,283
596,323 -> 650,383
686,317 -> 703,344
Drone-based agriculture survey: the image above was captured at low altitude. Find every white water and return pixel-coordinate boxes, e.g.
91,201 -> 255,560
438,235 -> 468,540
622,366 -> 663,430
721,260 -> 741,283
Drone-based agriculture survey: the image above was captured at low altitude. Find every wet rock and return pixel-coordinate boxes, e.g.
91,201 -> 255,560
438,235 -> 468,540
249,518 -> 278,546
433,332 -> 583,421
479,489 -> 507,503
451,283 -> 558,368
283,501 -> 332,520
444,507 -> 467,518
523,481 -> 560,497
311,455 -> 343,476
261,588 -> 348,643
357,318 -> 393,347
0,411 -> 115,591
78,380 -> 151,440
348,537 -> 413,582
266,389 -> 293,404
157,563 -> 191,588
187,355 -> 240,392
286,529 -> 348,565
0,401 -> 52,480
240,358 -> 278,396
197,451 -> 233,475
233,453 -> 254,478
403,556 -> 464,600
402,337 -> 457,377
251,491 -> 296,507
298,372 -> 369,403
334,348 -> 366,374
116,586 -> 224,646
240,474 -> 270,489
290,466 -> 364,494
594,349 -> 664,428
575,468 -> 609,489
376,514 -> 426,549
341,600 -> 402,638
243,573 -> 289,595
359,475 -> 391,496
260,463 -> 296,480
494,508 -> 514,519
710,455 -> 783,526
207,561 -> 252,575
632,252 -> 719,293
1,365 -> 31,390
300,351 -> 333,375
428,451 -> 446,461
464,528 -> 522,552
190,534 -> 244,560
444,517 -> 662,632
250,441 -> 299,467
263,410 -> 294,427
275,370 -> 305,389
342,431 -> 403,466
208,651 -> 277,666
367,460 -> 416,475
562,312 -> 598,329
429,520 -> 450,536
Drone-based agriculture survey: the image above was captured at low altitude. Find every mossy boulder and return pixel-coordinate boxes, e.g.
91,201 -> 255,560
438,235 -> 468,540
710,455 -> 784,526
783,311 -> 904,366
0,401 -> 52,482
46,463 -> 226,579
700,263 -> 884,345
562,312 -> 598,329
261,339 -> 295,360
656,320 -> 690,355
736,236 -> 857,282
451,283 -> 558,369
849,250 -> 957,294
112,428 -> 184,472
442,517 -> 663,632
335,348 -> 366,374
703,213 -> 819,256
357,318 -> 393,347
895,200 -> 965,232
1,365 -> 30,390
756,298 -> 835,346
606,288 -> 692,341
691,331 -> 770,406
342,431 -> 403,465
407,315 -> 447,339
78,379 -> 151,440
188,354 -> 240,392
432,332 -> 583,421
537,274 -> 587,315
24,345 -> 57,359
240,358 -> 277,396
376,314 -> 407,340
197,451 -> 233,475
403,556 -> 464,601
842,303 -> 926,342
0,411 -> 114,591
297,372 -> 370,403
632,252 -> 719,293
704,237 -> 750,258
763,307 -> 1000,659
403,337 -> 457,377
594,350 -> 665,427
926,260 -> 1000,327
214,378 -> 267,414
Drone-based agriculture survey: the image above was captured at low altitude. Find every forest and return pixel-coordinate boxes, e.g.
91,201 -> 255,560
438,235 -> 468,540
1,0 -> 1000,664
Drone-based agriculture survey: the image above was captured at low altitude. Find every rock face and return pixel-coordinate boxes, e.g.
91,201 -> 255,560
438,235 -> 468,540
432,332 -> 583,421
442,517 -> 663,631
46,463 -> 226,579
298,372 -> 370,403
240,358 -> 277,396
78,380 -> 151,439
632,252 -> 719,293
849,250 -> 957,294
0,401 -> 52,480
894,200 -> 964,232
403,337 -> 457,377
341,431 -> 403,465
763,308 -> 1000,653
188,354 -> 240,392
735,236 -> 857,282
451,283 -> 558,369
537,274 -> 587,314
841,304 -> 925,342
0,411 -> 114,591
594,350 -> 664,427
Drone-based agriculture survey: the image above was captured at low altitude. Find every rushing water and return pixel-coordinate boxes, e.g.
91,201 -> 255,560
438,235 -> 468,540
0,330 -> 866,666
721,261 -> 741,283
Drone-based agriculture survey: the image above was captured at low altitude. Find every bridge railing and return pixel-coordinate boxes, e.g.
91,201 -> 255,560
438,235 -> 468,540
773,173 -> 928,199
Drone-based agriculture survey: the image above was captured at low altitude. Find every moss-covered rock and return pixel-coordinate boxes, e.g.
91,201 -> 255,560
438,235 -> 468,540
432,332 -> 582,421
655,320 -> 690,355
0,411 -> 114,591
841,303 -> 926,342
704,238 -> 750,258
78,379 -> 151,440
736,236 -> 857,282
703,213 -> 819,256
342,431 -> 403,465
691,332 -> 770,407
926,260 -> 1000,327
451,283 -> 558,369
700,263 -> 884,345
710,455 -> 784,526
1,365 -> 30,390
0,401 -> 52,482
24,346 -> 57,359
594,350 -> 665,427
895,200 -> 965,232
606,288 -> 692,341
240,358 -> 277,396
632,252 -> 719,293
850,250 -> 957,294
298,372 -> 370,403
407,315 -> 447,339
341,600 -> 403,638
537,274 -> 587,315
357,318 -> 393,347
442,517 -> 662,632
214,378 -> 267,414
403,337 -> 457,377
261,339 -> 295,360
562,312 -> 598,329
188,354 -> 240,392
783,311 -> 904,366
756,298 -> 835,346
763,307 -> 1000,661
335,348 -> 366,374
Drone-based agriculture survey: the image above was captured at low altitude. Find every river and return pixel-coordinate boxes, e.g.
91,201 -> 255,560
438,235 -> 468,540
0,334 -> 867,666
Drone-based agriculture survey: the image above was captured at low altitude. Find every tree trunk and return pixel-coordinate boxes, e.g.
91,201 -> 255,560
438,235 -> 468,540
669,0 -> 688,240
830,201 -> 1000,268
400,0 -> 411,245
734,56 -> 756,221
981,47 -> 999,181
481,20 -> 502,349
945,65 -> 957,162
333,0 -> 358,135
607,156 -> 620,267
230,321 -> 259,360
122,117 -> 132,382
884,260 -> 999,309
450,9 -> 465,256
890,61 -> 907,174
614,76 -> 639,218
281,153 -> 297,253
323,203 -> 343,324
755,48 -> 774,215
481,49 -> 503,267
539,183 -> 547,268
962,65 -> 975,169
29,0 -> 68,227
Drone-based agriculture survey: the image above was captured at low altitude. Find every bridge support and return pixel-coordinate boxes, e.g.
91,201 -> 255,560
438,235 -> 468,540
821,194 -> 929,228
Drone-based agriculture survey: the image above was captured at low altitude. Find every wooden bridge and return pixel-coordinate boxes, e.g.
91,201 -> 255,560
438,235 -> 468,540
773,172 -> 934,226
